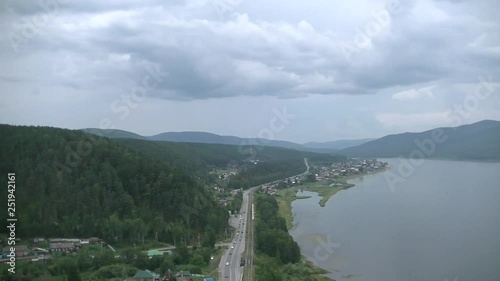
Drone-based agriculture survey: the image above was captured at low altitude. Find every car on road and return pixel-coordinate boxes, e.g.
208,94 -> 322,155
233,241 -> 236,244
225,262 -> 230,266
231,245 -> 234,249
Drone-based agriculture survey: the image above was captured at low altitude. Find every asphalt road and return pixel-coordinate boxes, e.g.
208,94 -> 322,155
218,158 -> 310,281
219,188 -> 253,281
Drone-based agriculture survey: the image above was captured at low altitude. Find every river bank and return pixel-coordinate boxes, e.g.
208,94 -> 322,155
280,159 -> 500,281
276,179 -> 354,230
273,168 -> 389,280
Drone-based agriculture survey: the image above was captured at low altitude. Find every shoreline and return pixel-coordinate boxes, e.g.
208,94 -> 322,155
275,168 -> 388,280
276,177 -> 356,230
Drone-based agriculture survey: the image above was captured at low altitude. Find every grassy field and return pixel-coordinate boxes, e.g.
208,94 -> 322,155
276,187 -> 310,229
304,181 -> 354,207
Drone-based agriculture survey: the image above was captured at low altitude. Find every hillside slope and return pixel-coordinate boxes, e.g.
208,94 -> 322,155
82,129 -> 339,153
81,128 -> 148,140
340,120 -> 500,160
0,125 -> 228,244
115,138 -> 346,188
304,138 -> 375,150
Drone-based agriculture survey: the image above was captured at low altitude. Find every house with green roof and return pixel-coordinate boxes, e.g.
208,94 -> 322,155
146,250 -> 164,257
133,269 -> 160,281
146,249 -> 173,258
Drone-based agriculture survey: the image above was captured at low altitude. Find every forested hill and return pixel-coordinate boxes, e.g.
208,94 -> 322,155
115,138 -> 346,189
0,124 -> 228,245
115,138 -> 346,176
340,120 -> 500,160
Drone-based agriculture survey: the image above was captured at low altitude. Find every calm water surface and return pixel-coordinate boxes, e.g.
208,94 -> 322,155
290,159 -> 500,281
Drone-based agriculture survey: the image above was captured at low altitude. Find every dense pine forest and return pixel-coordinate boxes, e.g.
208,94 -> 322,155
254,193 -> 301,264
115,138 -> 345,174
115,138 -> 345,188
227,160 -> 305,189
0,124 -> 228,245
254,193 -> 333,281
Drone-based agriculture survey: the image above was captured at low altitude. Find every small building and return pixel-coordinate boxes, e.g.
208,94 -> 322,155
49,243 -> 76,253
32,247 -> 49,257
176,271 -> 191,281
2,245 -> 30,258
133,269 -> 160,281
89,237 -> 100,243
1,247 -> 12,259
79,239 -> 90,245
147,250 -> 164,258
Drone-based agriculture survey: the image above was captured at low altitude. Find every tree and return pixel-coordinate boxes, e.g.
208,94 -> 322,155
64,262 -> 82,281
174,245 -> 190,265
306,173 -> 316,182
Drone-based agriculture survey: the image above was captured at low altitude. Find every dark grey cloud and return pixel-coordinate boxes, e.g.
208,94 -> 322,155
1,0 -> 499,102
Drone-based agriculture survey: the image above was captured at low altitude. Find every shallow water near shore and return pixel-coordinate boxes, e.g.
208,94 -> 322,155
289,159 -> 500,281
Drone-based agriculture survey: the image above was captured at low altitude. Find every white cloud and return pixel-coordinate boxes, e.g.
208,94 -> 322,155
392,85 -> 436,101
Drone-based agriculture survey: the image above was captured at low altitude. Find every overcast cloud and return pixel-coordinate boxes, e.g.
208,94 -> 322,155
1,0 -> 499,142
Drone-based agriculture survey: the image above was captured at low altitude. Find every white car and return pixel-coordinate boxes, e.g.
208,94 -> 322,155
226,262 -> 230,266
231,245 -> 234,249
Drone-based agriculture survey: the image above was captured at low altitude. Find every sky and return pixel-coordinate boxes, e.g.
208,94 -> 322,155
1,0 -> 499,143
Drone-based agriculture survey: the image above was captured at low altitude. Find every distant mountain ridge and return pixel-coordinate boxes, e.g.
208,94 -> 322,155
82,120 -> 500,161
149,131 -> 305,151
81,128 -> 148,140
340,120 -> 500,161
81,129 -> 368,153
303,138 -> 375,150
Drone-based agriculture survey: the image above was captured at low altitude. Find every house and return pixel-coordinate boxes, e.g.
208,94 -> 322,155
176,271 -> 191,281
147,250 -> 164,258
32,247 -> 49,257
2,245 -> 30,258
17,245 -> 29,257
79,239 -> 90,245
49,243 -> 77,253
49,238 -> 80,244
133,269 -> 160,281
89,237 -> 100,243
33,238 -> 45,243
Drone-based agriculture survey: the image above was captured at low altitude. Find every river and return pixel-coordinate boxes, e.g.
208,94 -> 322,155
289,159 -> 500,281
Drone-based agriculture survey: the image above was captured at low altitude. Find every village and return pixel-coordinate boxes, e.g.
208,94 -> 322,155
259,158 -> 389,195
1,237 -> 215,281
